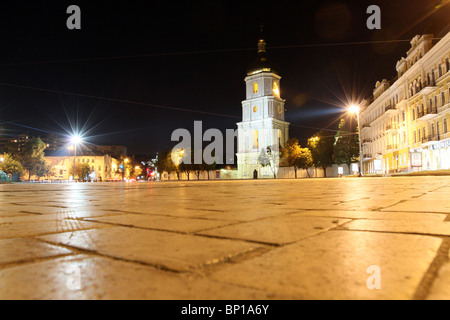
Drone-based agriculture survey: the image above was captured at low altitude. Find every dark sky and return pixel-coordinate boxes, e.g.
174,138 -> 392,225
0,0 -> 449,156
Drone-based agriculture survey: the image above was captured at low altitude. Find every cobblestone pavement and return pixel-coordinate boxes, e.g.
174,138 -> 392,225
1,177 -> 449,300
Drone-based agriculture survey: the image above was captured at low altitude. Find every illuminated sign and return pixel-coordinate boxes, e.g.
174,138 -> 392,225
431,140 -> 450,150
410,152 -> 422,167
374,159 -> 382,171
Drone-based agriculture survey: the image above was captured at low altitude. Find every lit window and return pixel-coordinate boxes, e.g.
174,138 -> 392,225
253,82 -> 258,93
252,130 -> 259,149
273,82 -> 280,96
253,106 -> 257,113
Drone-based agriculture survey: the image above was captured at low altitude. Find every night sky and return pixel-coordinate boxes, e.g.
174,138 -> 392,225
0,0 -> 449,156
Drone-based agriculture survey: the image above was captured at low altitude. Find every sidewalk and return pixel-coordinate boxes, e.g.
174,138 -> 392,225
0,177 -> 449,299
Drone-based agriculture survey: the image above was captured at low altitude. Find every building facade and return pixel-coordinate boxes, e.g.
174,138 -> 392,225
360,31 -> 450,174
236,39 -> 290,179
45,155 -> 120,181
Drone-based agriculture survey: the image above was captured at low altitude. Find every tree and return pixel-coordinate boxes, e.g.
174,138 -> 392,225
334,119 -> 360,173
34,159 -> 53,181
0,154 -> 24,180
297,147 -> 314,178
280,138 -> 302,178
70,163 -> 92,181
307,131 -> 334,177
6,137 -> 47,181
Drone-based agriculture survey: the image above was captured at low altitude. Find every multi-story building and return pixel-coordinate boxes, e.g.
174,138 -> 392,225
360,31 -> 450,174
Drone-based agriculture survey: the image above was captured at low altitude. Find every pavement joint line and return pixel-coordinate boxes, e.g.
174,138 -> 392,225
0,224 -> 113,241
334,226 -> 450,238
35,237 -> 187,274
413,237 -> 450,300
0,253 -> 78,271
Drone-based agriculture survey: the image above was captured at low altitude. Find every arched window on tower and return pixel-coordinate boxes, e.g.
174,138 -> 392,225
273,82 -> 280,97
253,82 -> 258,94
252,130 -> 259,150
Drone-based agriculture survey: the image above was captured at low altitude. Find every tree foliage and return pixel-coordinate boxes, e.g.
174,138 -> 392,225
0,154 -> 24,178
6,137 -> 47,181
334,119 -> 360,171
307,131 -> 334,177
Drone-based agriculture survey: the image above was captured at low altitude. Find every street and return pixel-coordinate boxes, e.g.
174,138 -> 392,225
1,177 -> 449,299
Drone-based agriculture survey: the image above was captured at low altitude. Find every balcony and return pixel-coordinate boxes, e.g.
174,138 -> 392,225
409,81 -> 437,99
421,135 -> 440,146
385,105 -> 396,113
416,107 -> 438,121
361,123 -> 371,132
386,124 -> 398,134
386,144 -> 398,151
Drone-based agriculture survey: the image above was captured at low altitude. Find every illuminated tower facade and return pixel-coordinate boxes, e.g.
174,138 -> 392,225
236,39 -> 290,178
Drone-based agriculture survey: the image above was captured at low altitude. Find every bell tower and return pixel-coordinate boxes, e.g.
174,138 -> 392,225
236,38 -> 290,179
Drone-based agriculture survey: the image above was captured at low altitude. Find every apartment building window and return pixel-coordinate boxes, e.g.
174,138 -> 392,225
447,59 -> 450,73
402,111 -> 405,122
412,109 -> 416,120
414,131 -> 417,143
442,92 -> 446,106
418,129 -> 421,141
438,64 -> 443,78
444,118 -> 448,134
437,122 -> 440,137
422,127 -> 426,140
431,123 -> 435,137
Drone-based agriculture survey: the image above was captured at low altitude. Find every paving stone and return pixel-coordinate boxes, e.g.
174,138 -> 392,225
0,254 -> 284,300
211,231 -> 442,299
0,238 -> 73,265
0,220 -> 110,239
85,213 -> 236,233
190,207 -> 302,222
38,227 -> 263,272
198,215 -> 350,245
0,210 -> 125,225
342,219 -> 450,236
427,263 -> 450,300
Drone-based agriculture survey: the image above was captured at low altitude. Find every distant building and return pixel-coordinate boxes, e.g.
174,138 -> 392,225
0,127 -> 8,153
44,155 -> 120,181
360,31 -> 450,173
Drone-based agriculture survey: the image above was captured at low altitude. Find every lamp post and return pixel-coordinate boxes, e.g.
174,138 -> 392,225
348,105 -> 363,175
70,135 -> 82,182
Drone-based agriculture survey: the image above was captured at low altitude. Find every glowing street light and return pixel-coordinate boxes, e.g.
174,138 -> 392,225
71,135 -> 82,145
70,134 -> 83,182
348,104 -> 363,175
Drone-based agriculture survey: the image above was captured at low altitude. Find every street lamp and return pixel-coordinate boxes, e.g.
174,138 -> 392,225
348,104 -> 363,175
70,135 -> 82,182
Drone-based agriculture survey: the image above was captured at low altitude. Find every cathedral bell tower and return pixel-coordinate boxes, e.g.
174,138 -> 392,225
236,38 -> 290,179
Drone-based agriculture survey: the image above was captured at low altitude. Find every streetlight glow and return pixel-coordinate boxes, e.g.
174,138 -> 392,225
348,104 -> 360,114
347,103 -> 363,175
71,135 -> 82,145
